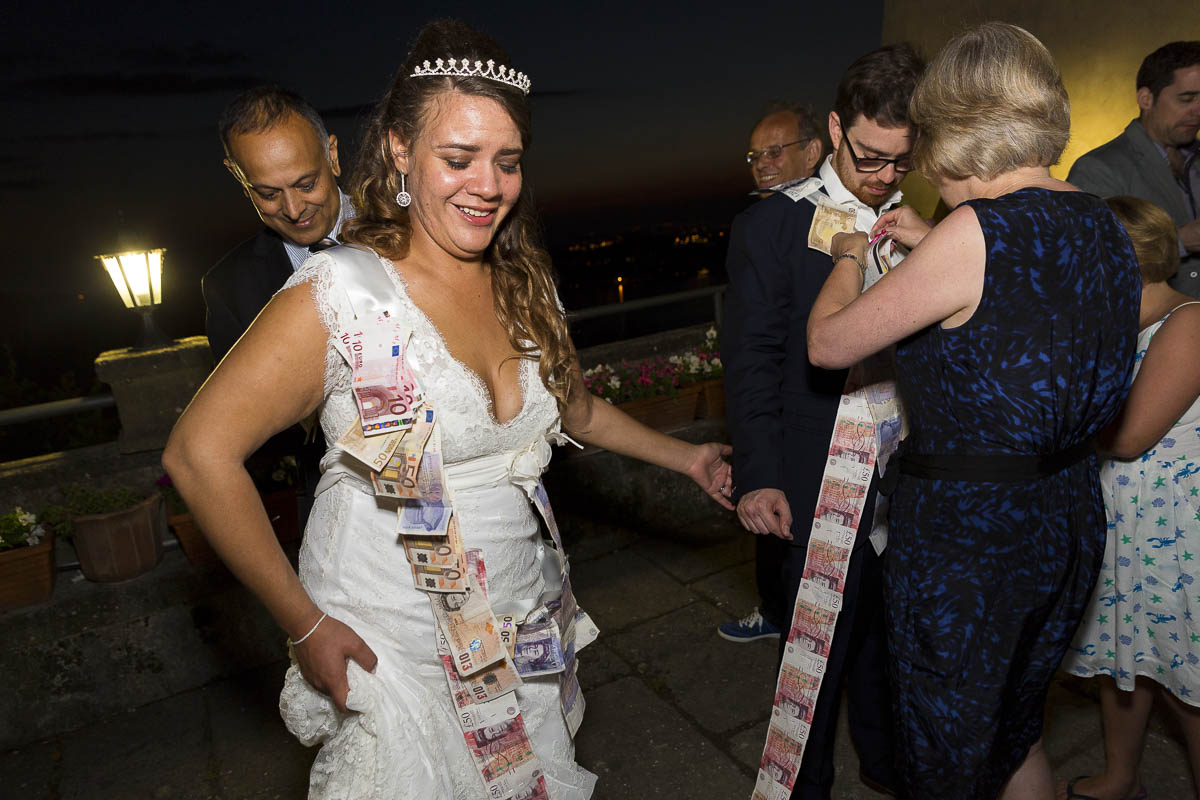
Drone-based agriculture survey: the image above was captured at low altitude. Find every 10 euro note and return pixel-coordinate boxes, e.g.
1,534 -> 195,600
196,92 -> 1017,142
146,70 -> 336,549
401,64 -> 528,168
348,324 -> 421,436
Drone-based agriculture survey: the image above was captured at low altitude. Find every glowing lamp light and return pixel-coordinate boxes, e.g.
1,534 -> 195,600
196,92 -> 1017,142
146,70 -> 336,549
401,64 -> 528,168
95,248 -> 171,349
98,249 -> 163,308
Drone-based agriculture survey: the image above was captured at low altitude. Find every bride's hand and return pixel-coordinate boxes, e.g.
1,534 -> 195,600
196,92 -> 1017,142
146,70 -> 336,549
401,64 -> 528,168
293,614 -> 378,713
684,442 -> 734,510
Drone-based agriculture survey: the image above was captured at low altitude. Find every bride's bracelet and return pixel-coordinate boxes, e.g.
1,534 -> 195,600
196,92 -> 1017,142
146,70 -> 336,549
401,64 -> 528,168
292,612 -> 328,645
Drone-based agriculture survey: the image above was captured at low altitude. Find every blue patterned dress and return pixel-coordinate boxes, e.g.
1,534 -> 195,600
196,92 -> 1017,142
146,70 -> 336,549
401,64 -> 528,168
886,188 -> 1140,799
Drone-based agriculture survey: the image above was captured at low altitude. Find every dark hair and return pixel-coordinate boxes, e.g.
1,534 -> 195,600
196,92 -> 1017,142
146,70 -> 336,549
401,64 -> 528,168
218,85 -> 329,161
342,19 -> 576,411
833,43 -> 925,129
1137,41 -> 1200,98
757,100 -> 827,157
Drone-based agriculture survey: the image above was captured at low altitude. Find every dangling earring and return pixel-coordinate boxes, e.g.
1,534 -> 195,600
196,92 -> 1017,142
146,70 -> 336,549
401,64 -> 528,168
395,172 -> 412,207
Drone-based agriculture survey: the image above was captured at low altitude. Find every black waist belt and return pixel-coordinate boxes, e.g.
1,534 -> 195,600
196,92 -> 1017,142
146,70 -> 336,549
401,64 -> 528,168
897,437 -> 1096,482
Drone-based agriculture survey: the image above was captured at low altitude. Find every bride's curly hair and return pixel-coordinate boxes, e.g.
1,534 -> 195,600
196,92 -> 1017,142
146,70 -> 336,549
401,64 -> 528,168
342,19 -> 576,412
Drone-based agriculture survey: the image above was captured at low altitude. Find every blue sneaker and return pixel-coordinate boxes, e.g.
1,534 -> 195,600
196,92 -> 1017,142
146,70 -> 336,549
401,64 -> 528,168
717,607 -> 781,642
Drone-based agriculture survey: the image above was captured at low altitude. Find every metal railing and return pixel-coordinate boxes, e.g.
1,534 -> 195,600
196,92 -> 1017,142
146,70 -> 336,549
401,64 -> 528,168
0,284 -> 726,429
0,394 -> 116,428
567,284 -> 724,326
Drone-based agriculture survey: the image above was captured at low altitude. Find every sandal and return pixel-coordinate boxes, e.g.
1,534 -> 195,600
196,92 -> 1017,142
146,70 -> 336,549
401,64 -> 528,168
1063,776 -> 1149,800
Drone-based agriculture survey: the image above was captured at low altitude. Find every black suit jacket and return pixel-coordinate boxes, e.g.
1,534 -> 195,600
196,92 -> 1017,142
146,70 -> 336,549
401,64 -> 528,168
723,190 -> 865,548
201,228 -> 317,475
202,228 -> 294,362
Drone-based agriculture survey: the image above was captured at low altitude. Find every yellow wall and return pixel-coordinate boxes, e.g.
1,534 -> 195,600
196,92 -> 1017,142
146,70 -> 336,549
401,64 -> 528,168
882,0 -> 1200,217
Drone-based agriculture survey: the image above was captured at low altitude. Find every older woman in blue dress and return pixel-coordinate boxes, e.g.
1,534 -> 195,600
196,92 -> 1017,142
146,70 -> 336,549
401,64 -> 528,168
808,23 -> 1139,800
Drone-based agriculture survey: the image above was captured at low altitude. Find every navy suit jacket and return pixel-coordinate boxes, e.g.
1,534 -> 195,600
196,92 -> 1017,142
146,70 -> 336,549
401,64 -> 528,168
202,228 -> 294,362
723,191 -> 866,548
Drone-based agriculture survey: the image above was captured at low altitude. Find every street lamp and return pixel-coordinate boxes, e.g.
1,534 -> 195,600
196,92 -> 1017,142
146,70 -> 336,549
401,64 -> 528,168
96,248 -> 172,349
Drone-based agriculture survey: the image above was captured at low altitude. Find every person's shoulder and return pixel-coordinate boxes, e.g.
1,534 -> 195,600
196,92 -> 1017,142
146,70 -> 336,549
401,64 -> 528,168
733,187 -> 818,232
204,229 -> 281,284
1070,126 -> 1142,175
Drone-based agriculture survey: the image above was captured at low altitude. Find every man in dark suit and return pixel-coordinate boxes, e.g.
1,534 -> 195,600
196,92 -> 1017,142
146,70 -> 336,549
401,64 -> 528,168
723,44 -> 924,799
204,86 -> 351,361
203,86 -> 351,519
1068,41 -> 1200,298
718,102 -> 824,644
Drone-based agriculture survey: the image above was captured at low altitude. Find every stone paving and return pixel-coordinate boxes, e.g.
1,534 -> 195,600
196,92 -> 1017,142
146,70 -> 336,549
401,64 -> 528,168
1,513 -> 1193,799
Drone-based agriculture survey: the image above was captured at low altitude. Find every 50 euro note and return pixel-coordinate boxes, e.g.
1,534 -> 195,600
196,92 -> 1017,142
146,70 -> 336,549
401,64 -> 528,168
432,572 -> 508,676
372,407 -> 436,499
335,417 -> 404,473
807,197 -> 859,255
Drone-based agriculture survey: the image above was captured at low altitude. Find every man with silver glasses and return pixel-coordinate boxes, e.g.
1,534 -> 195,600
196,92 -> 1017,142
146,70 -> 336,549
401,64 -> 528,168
722,43 -> 924,799
746,102 -> 825,196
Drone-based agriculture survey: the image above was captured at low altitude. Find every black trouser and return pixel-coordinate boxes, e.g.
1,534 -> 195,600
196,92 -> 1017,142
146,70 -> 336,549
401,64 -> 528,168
781,541 -> 896,800
756,533 -> 790,627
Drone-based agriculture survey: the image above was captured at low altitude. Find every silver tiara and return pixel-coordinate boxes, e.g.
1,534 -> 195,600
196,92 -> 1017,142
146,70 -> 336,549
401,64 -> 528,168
410,58 -> 532,95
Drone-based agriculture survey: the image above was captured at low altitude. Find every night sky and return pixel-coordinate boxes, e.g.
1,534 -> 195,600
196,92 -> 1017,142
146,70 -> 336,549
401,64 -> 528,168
1,1 -> 883,383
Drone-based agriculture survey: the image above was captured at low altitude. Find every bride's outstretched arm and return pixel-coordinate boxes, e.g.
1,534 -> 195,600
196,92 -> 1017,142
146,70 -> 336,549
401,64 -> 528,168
162,282 -> 376,711
560,363 -> 734,510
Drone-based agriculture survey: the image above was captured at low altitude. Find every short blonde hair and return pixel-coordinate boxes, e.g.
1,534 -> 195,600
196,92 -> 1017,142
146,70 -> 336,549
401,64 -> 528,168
910,22 -> 1070,181
1105,196 -> 1181,284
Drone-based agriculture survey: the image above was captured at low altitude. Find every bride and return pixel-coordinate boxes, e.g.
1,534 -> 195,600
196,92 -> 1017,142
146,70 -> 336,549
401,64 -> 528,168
163,18 -> 732,800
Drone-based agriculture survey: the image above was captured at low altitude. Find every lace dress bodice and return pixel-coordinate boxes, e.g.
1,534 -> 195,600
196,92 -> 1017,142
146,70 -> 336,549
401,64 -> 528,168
283,248 -> 560,465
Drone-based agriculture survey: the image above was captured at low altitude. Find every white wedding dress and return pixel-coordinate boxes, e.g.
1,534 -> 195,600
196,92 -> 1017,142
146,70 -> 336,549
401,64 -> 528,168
276,249 -> 597,799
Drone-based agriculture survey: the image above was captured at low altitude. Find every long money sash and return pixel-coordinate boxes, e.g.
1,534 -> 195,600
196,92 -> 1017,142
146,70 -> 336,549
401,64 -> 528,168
325,245 -> 594,799
752,203 -> 906,800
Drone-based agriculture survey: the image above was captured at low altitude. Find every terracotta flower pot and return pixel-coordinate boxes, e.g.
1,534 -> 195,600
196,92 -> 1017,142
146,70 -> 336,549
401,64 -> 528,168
71,495 -> 165,582
0,531 -> 56,611
169,513 -> 221,567
616,383 -> 705,431
169,489 -> 300,569
694,378 -> 726,420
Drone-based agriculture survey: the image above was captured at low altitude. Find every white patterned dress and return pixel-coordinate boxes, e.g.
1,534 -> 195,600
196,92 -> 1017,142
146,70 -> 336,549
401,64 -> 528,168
275,249 -> 597,799
1065,302 -> 1200,707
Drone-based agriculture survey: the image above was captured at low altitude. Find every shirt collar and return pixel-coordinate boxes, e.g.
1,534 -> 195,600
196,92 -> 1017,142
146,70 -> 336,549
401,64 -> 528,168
282,187 -> 355,270
817,155 -> 903,214
1147,132 -> 1200,170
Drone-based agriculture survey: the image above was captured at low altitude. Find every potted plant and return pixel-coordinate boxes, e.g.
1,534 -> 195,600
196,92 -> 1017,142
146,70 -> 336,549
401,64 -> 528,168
159,452 -> 302,568
581,327 -> 725,430
0,506 -> 55,611
157,474 -> 220,567
46,484 -> 164,583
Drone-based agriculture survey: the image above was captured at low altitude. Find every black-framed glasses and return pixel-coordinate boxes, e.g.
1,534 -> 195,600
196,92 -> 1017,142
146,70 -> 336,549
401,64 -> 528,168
843,136 -> 913,174
746,139 -> 809,165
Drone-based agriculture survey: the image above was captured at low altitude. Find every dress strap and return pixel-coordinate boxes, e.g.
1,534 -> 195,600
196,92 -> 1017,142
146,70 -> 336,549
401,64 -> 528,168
1163,300 -> 1200,321
324,244 -> 401,319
